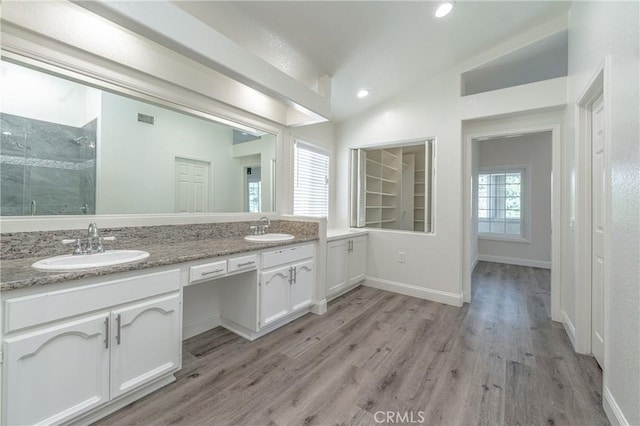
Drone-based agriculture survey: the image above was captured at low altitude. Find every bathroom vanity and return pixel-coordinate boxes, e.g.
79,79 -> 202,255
0,220 -> 320,425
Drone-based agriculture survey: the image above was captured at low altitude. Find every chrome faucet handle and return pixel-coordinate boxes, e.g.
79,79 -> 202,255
250,225 -> 259,235
261,225 -> 269,235
96,237 -> 104,253
63,238 -> 83,255
96,236 -> 116,253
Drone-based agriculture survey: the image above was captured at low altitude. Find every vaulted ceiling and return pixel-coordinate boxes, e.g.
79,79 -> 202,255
174,1 -> 572,122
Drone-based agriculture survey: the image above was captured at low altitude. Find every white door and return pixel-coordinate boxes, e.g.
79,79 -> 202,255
110,293 -> 181,398
3,313 -> 110,426
290,259 -> 314,312
591,93 -> 606,367
327,239 -> 348,296
174,157 -> 210,213
347,237 -> 367,287
260,266 -> 291,327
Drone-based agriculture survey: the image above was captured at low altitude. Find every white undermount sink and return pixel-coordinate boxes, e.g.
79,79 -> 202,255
32,250 -> 150,271
244,233 -> 295,242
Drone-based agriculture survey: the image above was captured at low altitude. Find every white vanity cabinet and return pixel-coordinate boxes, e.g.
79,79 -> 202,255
110,292 -> 181,398
1,269 -> 182,426
219,243 -> 315,340
260,245 -> 314,327
327,235 -> 367,300
3,312 -> 111,426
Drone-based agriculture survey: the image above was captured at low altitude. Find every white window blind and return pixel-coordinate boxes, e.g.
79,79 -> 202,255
293,140 -> 329,217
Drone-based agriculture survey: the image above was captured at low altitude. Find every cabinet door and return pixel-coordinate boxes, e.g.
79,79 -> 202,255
110,292 -> 181,398
3,313 -> 110,426
327,239 -> 348,296
290,259 -> 314,312
260,266 -> 291,327
347,236 -> 367,286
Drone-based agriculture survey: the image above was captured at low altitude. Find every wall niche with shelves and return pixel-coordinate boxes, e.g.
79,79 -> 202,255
351,140 -> 435,233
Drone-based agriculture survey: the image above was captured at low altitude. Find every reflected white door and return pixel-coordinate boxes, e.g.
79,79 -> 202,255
591,92 -> 605,367
174,158 -> 210,213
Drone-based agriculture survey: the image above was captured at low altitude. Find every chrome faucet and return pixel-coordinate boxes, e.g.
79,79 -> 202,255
63,223 -> 116,255
86,222 -> 100,253
250,217 -> 271,235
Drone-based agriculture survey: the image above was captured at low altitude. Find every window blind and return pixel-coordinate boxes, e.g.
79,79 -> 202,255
293,140 -> 329,217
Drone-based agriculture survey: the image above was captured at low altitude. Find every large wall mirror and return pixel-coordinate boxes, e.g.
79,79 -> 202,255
0,58 -> 276,216
350,140 -> 435,233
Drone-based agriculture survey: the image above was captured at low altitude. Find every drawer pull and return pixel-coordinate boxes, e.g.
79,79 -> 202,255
201,269 -> 224,276
237,261 -> 255,267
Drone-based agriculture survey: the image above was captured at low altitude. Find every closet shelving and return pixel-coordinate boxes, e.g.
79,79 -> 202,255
364,148 -> 401,228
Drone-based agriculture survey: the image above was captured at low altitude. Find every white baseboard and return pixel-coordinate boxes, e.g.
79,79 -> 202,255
561,309 -> 577,349
310,299 -> 327,315
477,254 -> 551,269
603,386 -> 630,426
364,277 -> 463,307
182,314 -> 220,340
472,256 -> 479,272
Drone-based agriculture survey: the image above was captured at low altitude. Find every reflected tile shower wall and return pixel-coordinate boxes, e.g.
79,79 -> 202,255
0,113 -> 97,216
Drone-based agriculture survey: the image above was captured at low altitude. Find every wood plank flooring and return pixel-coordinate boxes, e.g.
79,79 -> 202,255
95,262 -> 609,425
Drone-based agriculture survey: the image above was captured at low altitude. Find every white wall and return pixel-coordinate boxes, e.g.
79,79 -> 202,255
98,92 -> 241,214
335,23 -> 567,307
477,132 -> 552,267
0,60 -> 99,127
290,122 -> 336,227
566,2 -> 639,425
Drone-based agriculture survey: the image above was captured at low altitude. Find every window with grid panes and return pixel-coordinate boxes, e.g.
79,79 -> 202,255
478,170 -> 524,238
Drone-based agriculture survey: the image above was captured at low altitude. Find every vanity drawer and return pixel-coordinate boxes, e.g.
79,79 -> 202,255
261,244 -> 314,269
227,254 -> 258,273
189,260 -> 227,283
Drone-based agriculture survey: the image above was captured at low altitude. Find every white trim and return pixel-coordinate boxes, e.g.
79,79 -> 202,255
477,255 -> 550,269
561,309 -> 577,349
363,277 -> 463,307
471,256 -> 479,272
310,299 -> 327,315
478,234 -> 530,244
573,58 -> 609,355
0,212 -> 283,233
182,314 -> 220,340
603,386 -> 630,426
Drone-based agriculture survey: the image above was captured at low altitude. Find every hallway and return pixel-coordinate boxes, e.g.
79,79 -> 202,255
97,262 -> 608,425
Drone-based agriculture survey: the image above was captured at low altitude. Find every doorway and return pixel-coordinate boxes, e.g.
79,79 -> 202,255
174,157 -> 210,213
462,111 -> 564,323
245,166 -> 262,213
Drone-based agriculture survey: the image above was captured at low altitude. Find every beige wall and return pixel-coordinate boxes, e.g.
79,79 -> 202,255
477,132 -> 552,267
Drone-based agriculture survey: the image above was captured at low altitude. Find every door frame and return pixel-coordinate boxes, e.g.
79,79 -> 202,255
462,110 -> 564,322
574,58 -> 610,356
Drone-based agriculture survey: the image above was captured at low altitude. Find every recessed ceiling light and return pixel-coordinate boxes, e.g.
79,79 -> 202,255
434,2 -> 454,18
357,89 -> 370,98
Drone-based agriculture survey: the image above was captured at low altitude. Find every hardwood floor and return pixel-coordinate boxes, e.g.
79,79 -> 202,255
95,261 -> 609,425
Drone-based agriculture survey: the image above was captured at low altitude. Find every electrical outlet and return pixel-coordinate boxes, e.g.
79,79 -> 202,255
398,251 -> 405,263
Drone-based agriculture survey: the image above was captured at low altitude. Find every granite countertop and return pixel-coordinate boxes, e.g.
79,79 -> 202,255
1,234 -> 317,292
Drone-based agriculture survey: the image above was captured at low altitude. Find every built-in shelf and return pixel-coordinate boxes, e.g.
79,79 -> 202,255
367,206 -> 397,209
415,181 -> 425,185
366,219 -> 397,225
366,191 -> 397,196
366,174 -> 397,184
366,158 -> 398,171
